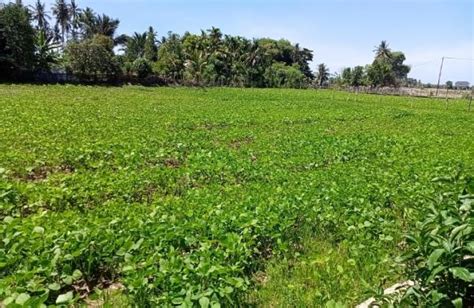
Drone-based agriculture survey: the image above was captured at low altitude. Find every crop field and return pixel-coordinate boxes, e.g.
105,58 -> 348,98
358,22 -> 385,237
0,85 -> 473,306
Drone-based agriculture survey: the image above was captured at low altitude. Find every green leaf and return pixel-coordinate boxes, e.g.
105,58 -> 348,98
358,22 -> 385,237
56,291 -> 73,304
427,248 -> 444,269
430,290 -> 446,303
450,267 -> 473,282
325,299 -> 347,308
426,265 -> 447,283
72,269 -> 82,280
452,298 -> 463,308
15,293 -> 30,305
130,238 -> 144,251
2,296 -> 15,306
48,282 -> 61,291
33,226 -> 45,234
450,224 -> 471,241
466,177 -> 474,194
63,275 -> 73,285
122,265 -> 134,272
36,290 -> 50,304
199,296 -> 210,308
223,286 -> 233,294
466,241 -> 474,253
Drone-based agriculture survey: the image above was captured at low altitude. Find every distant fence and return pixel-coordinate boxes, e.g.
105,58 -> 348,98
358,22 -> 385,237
34,71 -> 78,83
339,86 -> 472,99
3,71 -> 173,86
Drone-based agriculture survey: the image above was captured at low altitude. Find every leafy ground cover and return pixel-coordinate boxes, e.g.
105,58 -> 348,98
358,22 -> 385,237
0,85 -> 473,306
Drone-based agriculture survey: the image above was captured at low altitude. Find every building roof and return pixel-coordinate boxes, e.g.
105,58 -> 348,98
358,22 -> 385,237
455,81 -> 470,87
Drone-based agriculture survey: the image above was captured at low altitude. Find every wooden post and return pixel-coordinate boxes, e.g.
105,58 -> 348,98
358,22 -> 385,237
445,87 -> 449,109
436,57 -> 444,97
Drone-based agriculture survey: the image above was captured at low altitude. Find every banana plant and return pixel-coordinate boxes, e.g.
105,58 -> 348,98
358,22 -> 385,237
34,30 -> 60,71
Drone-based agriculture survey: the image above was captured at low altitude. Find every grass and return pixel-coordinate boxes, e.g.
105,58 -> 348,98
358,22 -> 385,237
0,85 -> 473,306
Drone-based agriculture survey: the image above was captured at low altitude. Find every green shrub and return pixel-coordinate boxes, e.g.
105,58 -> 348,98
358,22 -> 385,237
65,37 -> 120,81
264,63 -> 307,88
395,179 -> 474,307
131,57 -> 152,78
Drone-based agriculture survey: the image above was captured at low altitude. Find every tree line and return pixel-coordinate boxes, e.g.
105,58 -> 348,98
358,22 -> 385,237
329,41 -> 411,88
0,1 -> 411,87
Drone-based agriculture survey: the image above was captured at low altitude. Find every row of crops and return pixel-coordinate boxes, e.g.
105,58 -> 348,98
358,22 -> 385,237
0,85 -> 472,306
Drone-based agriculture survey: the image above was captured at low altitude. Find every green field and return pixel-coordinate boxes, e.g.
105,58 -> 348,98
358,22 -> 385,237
0,85 -> 473,306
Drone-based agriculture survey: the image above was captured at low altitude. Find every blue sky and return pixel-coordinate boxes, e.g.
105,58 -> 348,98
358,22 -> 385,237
19,0 -> 474,83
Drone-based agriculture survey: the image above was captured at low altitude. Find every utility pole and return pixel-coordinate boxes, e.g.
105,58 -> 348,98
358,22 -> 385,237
435,57 -> 444,97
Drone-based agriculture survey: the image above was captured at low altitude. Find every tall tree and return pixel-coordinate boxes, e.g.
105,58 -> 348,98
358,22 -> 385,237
374,40 -> 392,61
154,31 -> 185,81
124,32 -> 147,61
144,26 -> 158,62
368,42 -> 410,87
77,7 -> 95,38
93,14 -> 119,38
77,9 -> 121,44
52,0 -> 70,45
53,23 -> 62,43
207,26 -> 223,52
341,67 -> 352,85
30,0 -> 50,32
389,51 -> 410,81
69,0 -> 81,41
315,63 -> 329,87
0,3 -> 36,78
350,65 -> 365,86
367,60 -> 394,86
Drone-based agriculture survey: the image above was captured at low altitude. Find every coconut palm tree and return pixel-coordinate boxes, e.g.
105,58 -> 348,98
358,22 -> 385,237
77,6 -> 95,38
76,9 -> 121,44
30,0 -> 50,32
124,32 -> 147,61
52,0 -> 70,45
292,44 -> 314,79
93,14 -> 120,38
53,24 -> 62,43
316,63 -> 329,87
374,40 -> 392,60
291,43 -> 302,64
69,0 -> 81,40
144,26 -> 158,62
207,26 -> 222,50
223,35 -> 250,85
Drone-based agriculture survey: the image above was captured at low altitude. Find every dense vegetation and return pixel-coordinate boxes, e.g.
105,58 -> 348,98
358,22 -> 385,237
332,42 -> 411,88
0,85 -> 472,306
0,1 -> 411,87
